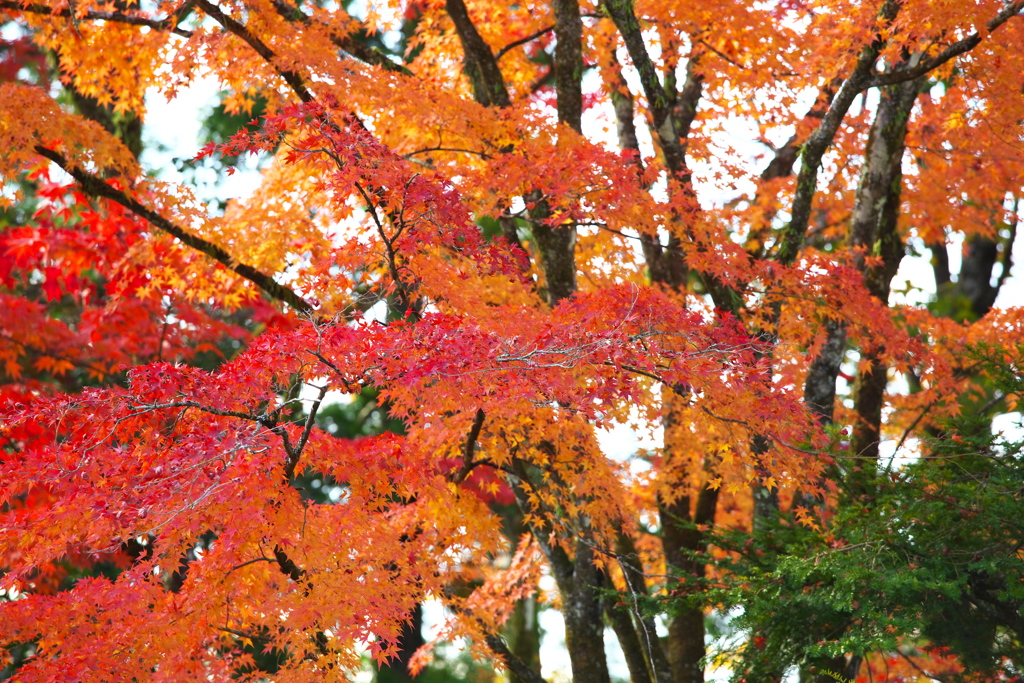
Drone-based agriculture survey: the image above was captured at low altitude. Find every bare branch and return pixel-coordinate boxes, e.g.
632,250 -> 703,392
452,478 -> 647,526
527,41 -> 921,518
224,556 -> 276,577
495,25 -> 554,61
284,384 -> 330,481
453,408 -> 486,484
404,146 -> 492,160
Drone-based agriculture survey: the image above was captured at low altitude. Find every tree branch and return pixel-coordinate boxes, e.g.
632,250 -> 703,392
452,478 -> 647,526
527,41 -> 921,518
615,532 -> 673,683
404,145 -> 492,160
775,0 -> 901,265
0,0 -> 195,36
445,0 -> 510,107
553,0 -> 584,133
604,601 -> 655,683
273,544 -> 305,583
267,0 -> 412,75
865,0 -> 1024,88
193,0 -> 314,103
23,0 -> 333,316
224,556 -> 276,577
483,633 -> 549,683
284,384 -> 329,481
603,0 -> 686,171
495,25 -> 554,61
34,146 -> 314,314
453,408 -> 486,484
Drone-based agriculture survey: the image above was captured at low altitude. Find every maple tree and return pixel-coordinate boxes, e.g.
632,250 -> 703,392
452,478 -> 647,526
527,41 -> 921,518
1,0 -> 1023,681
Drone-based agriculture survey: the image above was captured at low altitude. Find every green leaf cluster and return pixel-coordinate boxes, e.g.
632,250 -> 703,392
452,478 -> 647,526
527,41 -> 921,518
706,361 -> 1024,681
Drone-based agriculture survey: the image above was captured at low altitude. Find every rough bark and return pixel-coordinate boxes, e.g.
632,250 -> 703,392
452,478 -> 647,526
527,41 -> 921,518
376,605 -> 424,683
660,483 -> 717,683
505,596 -> 542,683
803,320 -> 848,425
507,469 -> 611,683
605,50 -> 697,683
442,6 -> 607,680
794,80 -> 921,683
552,0 -> 583,134
606,599 -> 654,683
656,390 -> 720,683
796,72 -> 922,683
775,0 -> 902,266
544,539 -> 611,683
603,0 -> 688,174
846,76 -> 922,480
528,188 -> 578,306
607,55 -> 688,291
607,532 -> 681,681
529,0 -> 584,305
601,8 -> 717,681
444,0 -> 510,108
446,0 -> 580,306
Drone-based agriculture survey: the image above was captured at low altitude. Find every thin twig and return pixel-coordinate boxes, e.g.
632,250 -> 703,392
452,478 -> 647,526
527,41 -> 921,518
495,25 -> 554,60
404,146 -> 492,160
223,556 -> 276,578
285,384 -> 329,480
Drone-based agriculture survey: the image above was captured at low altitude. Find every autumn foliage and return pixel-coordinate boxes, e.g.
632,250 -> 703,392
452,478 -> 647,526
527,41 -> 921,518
1,0 -> 1023,681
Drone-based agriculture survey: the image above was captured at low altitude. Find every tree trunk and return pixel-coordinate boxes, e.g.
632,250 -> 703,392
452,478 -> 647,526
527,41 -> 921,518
377,606 -> 424,683
846,76 -> 922,493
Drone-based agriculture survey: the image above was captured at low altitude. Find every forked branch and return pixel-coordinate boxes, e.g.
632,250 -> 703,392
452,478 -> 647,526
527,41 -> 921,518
453,408 -> 487,484
866,0 -> 1024,88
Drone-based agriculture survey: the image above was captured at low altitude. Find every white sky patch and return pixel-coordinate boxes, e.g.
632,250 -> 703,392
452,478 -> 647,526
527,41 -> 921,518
889,233 -> 937,308
596,410 -> 662,462
993,412 -> 1024,445
142,76 -> 264,204
879,436 -> 922,473
363,298 -> 390,324
298,377 -> 353,414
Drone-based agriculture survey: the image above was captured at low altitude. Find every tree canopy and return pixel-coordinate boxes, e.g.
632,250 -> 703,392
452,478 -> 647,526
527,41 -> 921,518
1,0 -> 1023,681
